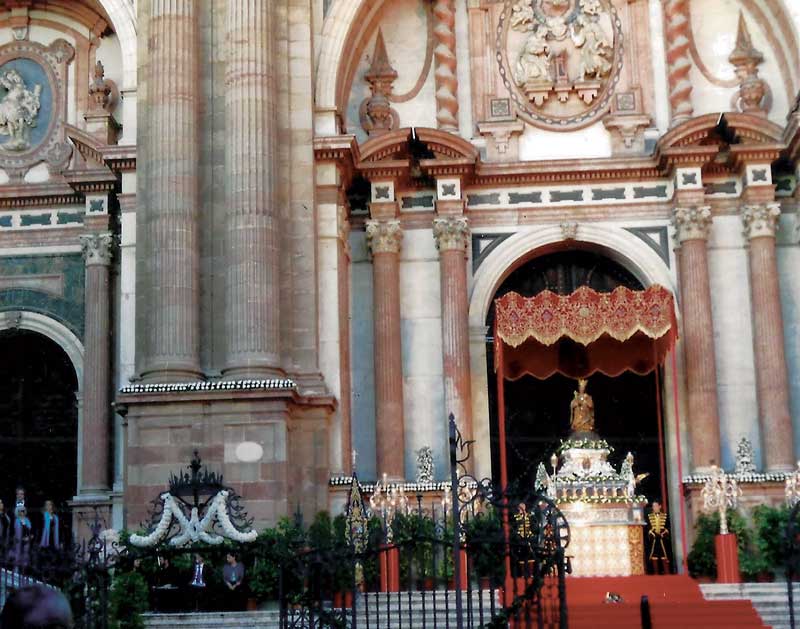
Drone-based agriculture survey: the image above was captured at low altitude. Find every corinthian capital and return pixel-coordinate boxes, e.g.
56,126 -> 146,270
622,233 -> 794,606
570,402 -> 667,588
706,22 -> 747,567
741,203 -> 781,240
366,219 -> 403,254
673,206 -> 712,243
80,232 -> 114,266
433,216 -> 469,252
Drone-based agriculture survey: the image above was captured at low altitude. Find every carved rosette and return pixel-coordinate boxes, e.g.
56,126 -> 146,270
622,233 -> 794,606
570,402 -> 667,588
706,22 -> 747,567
366,219 -> 403,254
741,203 -> 781,240
433,217 -> 469,252
80,232 -> 114,266
497,0 -> 623,130
673,206 -> 712,243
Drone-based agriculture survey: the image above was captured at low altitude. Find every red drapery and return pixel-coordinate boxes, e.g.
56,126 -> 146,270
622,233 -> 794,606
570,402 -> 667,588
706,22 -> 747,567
494,285 -> 678,379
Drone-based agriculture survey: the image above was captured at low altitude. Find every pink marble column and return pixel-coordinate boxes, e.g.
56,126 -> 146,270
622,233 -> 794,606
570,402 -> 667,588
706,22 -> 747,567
80,233 -> 113,493
673,206 -> 721,471
223,0 -> 281,377
141,0 -> 201,382
433,216 -> 473,443
664,0 -> 694,125
742,203 -> 795,472
366,219 -> 405,480
432,0 -> 459,131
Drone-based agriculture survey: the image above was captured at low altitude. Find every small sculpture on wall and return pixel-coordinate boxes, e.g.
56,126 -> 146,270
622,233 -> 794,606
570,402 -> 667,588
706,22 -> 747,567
734,436 -> 757,476
728,12 -> 770,116
513,26 -> 552,94
0,69 -> 42,151
88,61 -> 115,111
359,29 -> 400,136
415,446 -> 434,484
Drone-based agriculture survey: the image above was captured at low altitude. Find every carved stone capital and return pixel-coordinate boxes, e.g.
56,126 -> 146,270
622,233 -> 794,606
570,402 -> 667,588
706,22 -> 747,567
433,217 -> 469,252
366,219 -> 403,254
80,232 -> 114,266
673,206 -> 712,243
741,203 -> 781,240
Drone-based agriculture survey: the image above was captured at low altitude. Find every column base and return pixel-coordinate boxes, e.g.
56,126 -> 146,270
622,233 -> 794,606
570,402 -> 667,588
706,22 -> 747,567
766,463 -> 796,474
221,362 -> 285,380
139,363 -> 204,383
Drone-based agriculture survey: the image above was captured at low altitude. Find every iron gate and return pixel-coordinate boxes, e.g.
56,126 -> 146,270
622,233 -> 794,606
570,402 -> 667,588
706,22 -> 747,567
280,415 -> 570,628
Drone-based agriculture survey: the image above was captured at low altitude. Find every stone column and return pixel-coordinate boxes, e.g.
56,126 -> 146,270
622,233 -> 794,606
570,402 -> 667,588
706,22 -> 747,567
366,218 -> 405,480
223,0 -> 281,377
664,0 -> 693,125
434,216 -> 473,443
80,232 -> 113,493
673,206 -> 721,471
742,203 -> 795,472
432,0 -> 459,131
141,0 -> 201,381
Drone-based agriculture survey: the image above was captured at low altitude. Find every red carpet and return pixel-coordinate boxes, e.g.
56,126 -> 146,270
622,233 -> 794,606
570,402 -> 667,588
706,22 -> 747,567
564,575 -> 769,629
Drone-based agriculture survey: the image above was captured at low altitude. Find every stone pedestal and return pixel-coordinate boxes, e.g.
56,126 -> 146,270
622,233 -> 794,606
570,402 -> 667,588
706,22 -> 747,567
715,533 -> 741,583
673,206 -> 721,471
367,219 -> 405,480
380,545 -> 401,592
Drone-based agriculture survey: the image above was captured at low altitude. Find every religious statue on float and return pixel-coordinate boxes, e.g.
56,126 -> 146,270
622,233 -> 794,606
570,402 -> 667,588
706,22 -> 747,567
569,377 -> 596,435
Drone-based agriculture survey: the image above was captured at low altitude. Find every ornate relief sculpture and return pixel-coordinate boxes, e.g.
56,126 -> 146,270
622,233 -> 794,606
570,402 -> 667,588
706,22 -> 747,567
0,69 -> 42,151
499,0 -> 621,128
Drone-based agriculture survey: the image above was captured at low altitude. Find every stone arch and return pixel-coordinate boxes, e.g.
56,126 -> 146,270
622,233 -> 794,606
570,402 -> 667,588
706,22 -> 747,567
469,223 -> 677,330
97,0 -> 137,88
466,224 -> 689,568
657,113 -> 784,152
0,310 -> 84,390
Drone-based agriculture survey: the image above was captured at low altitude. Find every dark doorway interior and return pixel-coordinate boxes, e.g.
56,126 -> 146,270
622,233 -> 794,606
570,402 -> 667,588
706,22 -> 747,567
0,329 -> 78,516
485,249 -> 666,506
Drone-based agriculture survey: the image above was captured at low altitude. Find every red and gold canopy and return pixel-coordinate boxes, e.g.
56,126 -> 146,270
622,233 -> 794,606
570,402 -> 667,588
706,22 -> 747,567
494,285 -> 678,379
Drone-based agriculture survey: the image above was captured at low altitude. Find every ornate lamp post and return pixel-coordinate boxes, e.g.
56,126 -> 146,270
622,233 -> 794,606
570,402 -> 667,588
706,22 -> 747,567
701,465 -> 742,582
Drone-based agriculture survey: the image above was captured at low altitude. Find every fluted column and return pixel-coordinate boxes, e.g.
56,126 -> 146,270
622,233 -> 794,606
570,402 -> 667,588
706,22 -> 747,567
367,219 -> 405,480
673,206 -> 721,471
141,0 -> 201,381
432,0 -> 459,131
80,232 -> 113,493
742,203 -> 795,472
664,0 -> 693,125
434,216 -> 473,443
223,0 -> 281,377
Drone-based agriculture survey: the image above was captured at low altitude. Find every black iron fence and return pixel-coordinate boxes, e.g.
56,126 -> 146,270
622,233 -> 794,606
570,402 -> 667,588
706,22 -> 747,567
279,415 -> 570,628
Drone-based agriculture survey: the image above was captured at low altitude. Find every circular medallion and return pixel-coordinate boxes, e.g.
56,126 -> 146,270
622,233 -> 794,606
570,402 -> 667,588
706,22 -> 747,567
496,0 -> 624,130
0,58 -> 54,154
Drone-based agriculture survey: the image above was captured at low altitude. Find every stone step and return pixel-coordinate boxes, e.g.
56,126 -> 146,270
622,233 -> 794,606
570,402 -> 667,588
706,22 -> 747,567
700,581 -> 799,629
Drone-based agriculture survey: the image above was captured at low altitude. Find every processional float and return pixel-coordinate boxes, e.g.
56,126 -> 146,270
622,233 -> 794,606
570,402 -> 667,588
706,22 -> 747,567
492,284 -> 685,574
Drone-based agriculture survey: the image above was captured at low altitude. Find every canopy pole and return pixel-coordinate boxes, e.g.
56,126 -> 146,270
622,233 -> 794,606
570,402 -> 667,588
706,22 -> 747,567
670,349 -> 689,573
655,364 -> 668,510
495,317 -> 509,492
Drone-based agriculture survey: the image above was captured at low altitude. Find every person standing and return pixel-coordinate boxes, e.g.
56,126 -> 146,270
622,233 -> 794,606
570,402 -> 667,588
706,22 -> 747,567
647,501 -> 671,574
0,500 -> 11,563
222,553 -> 245,611
189,554 -> 207,611
38,500 -> 60,550
12,505 -> 32,572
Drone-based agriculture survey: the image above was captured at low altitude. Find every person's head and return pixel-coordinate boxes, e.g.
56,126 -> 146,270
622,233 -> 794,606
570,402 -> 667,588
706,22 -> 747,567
652,501 -> 662,513
0,584 -> 73,628
226,553 -> 237,565
194,553 -> 203,564
15,486 -> 25,501
160,557 -> 170,568
44,500 -> 54,514
0,499 -> 5,514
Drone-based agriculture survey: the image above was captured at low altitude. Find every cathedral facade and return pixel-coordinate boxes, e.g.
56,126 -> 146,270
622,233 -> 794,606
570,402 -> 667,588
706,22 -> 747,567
1,0 -> 800,566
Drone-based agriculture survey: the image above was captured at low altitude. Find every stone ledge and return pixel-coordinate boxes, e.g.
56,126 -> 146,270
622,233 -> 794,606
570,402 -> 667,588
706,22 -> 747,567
120,379 -> 297,395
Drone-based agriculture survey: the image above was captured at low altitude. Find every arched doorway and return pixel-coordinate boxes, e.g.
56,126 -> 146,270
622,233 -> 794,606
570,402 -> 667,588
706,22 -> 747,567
0,329 -> 79,514
485,249 -> 666,507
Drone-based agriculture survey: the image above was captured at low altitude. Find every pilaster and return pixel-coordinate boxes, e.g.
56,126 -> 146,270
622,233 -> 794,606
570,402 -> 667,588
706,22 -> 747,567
366,195 -> 405,480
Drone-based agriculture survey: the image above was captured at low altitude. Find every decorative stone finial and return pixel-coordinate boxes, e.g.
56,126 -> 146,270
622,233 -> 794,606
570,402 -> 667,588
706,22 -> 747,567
415,446 -> 434,484
673,206 -> 712,243
359,30 -> 400,136
728,13 -> 769,115
734,437 -> 757,476
88,60 -> 113,111
741,203 -> 781,240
